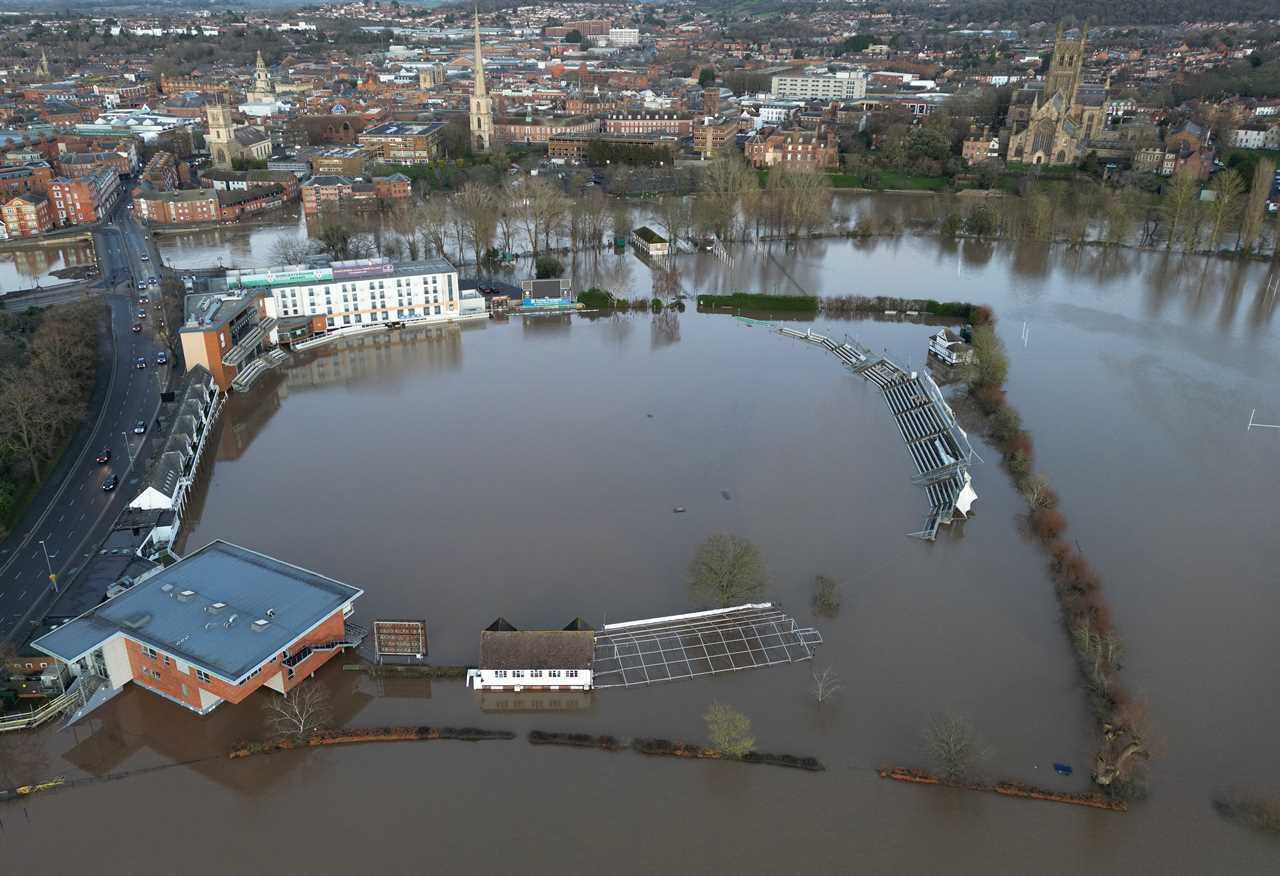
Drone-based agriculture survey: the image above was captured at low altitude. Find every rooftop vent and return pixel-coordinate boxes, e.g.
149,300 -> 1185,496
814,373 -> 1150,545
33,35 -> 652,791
160,582 -> 174,593
224,614 -> 238,629
265,608 -> 276,618
252,619 -> 270,632
207,602 -> 227,613
177,589 -> 196,602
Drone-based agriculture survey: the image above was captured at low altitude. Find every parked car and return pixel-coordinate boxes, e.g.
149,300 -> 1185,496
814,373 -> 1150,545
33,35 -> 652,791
102,474 -> 118,492
95,448 -> 112,464
155,351 -> 168,365
131,323 -> 142,333
135,357 -> 146,369
133,420 -> 146,435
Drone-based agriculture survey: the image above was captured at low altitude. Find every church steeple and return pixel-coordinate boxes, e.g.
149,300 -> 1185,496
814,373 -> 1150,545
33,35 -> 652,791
248,49 -> 275,103
36,50 -> 50,81
468,6 -> 493,152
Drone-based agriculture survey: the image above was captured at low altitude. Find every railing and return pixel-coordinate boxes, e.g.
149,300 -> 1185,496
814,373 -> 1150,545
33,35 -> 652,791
0,673 -> 98,734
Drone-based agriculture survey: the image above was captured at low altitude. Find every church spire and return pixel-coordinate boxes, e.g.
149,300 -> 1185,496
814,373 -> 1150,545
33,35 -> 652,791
472,7 -> 487,99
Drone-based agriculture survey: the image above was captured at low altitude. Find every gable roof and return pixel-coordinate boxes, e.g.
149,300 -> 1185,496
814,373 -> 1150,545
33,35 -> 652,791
479,630 -> 594,670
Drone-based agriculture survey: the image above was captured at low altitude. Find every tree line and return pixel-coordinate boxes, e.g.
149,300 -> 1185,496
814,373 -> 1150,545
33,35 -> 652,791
0,302 -> 100,536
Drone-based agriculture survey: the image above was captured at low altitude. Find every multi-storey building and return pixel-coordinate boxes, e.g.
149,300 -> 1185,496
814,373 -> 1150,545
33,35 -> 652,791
0,195 -> 53,238
140,150 -> 179,191
770,72 -> 867,101
56,151 -> 132,178
135,188 -> 221,225
0,161 -> 54,199
547,132 -> 673,162
608,27 -> 640,47
249,256 -> 478,337
545,19 -> 611,39
47,165 -> 120,225
604,112 -> 693,138
745,126 -> 839,170
693,116 -> 741,158
31,540 -> 364,716
358,122 -> 444,165
495,115 -> 599,145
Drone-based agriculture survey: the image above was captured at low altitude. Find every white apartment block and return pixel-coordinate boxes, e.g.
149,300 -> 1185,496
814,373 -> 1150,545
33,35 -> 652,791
246,257 -> 480,335
608,27 -> 640,46
771,72 -> 867,101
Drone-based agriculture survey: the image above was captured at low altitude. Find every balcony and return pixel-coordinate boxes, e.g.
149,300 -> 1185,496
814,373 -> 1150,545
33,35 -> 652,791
221,317 -> 275,366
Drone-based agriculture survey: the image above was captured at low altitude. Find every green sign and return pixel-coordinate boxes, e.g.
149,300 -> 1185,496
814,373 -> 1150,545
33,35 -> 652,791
235,268 -> 334,288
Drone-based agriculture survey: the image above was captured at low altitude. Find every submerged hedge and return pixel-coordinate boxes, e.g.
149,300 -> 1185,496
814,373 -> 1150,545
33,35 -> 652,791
697,293 -> 820,312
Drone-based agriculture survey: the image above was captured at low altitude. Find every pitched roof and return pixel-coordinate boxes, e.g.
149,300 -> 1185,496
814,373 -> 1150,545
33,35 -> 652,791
479,630 -> 594,670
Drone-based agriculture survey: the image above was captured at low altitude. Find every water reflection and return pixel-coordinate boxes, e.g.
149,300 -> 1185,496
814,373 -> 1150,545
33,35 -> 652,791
285,323 -> 464,391
0,240 -> 96,290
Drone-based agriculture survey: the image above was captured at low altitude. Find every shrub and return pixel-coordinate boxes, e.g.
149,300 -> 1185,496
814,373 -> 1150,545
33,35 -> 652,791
704,702 -> 755,758
1006,449 -> 1032,482
1030,508 -> 1067,541
577,288 -> 613,309
535,254 -> 565,279
812,575 -> 841,617
988,407 -> 1022,445
973,384 -> 1006,414
650,297 -> 664,312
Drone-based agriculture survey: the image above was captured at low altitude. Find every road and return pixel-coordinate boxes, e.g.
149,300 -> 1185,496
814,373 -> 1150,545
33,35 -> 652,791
0,196 -> 169,644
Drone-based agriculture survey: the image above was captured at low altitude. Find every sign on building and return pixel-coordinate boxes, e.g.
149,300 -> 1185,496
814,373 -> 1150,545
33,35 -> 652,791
372,619 -> 428,661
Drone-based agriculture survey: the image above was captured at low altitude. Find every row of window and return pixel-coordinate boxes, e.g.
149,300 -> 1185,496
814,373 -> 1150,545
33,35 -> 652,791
491,669 -> 581,679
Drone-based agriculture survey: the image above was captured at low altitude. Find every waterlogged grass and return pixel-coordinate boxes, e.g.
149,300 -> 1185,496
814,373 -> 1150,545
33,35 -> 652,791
697,293 -> 819,312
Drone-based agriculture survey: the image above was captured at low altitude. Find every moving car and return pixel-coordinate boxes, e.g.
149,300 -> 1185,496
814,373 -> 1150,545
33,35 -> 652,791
102,474 -> 118,492
135,357 -> 147,369
95,448 -> 112,464
140,255 -> 149,261
155,351 -> 168,365
138,295 -> 148,304
131,323 -> 142,333
137,282 -> 146,290
133,420 -> 146,435
136,310 -> 146,319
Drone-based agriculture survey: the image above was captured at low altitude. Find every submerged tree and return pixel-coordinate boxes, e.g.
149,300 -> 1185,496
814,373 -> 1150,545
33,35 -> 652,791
688,533 -> 767,608
923,712 -> 987,782
264,681 -> 333,742
810,666 -> 842,704
705,702 -> 755,757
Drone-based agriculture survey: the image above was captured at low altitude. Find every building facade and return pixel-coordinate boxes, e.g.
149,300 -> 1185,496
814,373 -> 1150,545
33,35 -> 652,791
745,126 -> 839,169
466,619 -> 594,692
770,72 -> 867,101
1,195 -> 53,238
1005,23 -> 1107,166
48,166 -> 120,225
32,540 -> 364,716
604,112 -> 693,138
358,122 -> 444,165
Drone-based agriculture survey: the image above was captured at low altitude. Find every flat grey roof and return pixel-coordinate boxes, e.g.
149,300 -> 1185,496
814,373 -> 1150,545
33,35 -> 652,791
33,540 -> 363,681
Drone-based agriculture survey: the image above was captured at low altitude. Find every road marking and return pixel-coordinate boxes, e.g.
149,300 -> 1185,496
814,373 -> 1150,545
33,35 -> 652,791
17,590 -> 25,600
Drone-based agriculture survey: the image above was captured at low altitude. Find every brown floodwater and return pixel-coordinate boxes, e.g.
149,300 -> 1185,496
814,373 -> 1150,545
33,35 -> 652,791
0,239 -> 97,292
5,229 -> 1280,874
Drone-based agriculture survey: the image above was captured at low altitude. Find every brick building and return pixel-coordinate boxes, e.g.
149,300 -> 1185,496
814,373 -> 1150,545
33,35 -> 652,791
56,150 -> 132,178
32,540 -> 365,716
693,117 -> 741,158
135,188 -> 221,224
495,115 -> 600,145
745,126 -> 839,170
1,195 -> 53,238
604,112 -> 693,138
47,166 -> 120,225
141,150 -> 179,192
358,121 -> 445,165
0,161 -> 54,199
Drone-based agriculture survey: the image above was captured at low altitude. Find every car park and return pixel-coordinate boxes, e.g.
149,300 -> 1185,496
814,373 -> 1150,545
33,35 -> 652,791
133,420 -> 147,435
102,474 -> 118,491
95,448 -> 112,464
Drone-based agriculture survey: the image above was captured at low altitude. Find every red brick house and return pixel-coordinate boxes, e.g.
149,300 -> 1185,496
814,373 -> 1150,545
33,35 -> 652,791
1,195 -> 53,238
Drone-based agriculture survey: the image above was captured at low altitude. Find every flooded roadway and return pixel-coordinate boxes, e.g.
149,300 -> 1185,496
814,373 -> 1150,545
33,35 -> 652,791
5,228 -> 1280,873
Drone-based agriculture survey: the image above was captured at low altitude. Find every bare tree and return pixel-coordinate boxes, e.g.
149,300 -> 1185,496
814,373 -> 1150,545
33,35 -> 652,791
688,533 -> 767,607
1207,169 -> 1245,253
270,236 -> 317,265
264,682 -> 333,742
1163,167 -> 1200,251
923,712 -> 987,782
704,701 -> 755,757
0,369 -> 61,482
454,182 -> 499,271
418,196 -> 449,260
1020,474 -> 1058,510
811,666 -> 841,703
1093,701 -> 1150,790
581,187 -> 611,252
1239,158 -> 1276,256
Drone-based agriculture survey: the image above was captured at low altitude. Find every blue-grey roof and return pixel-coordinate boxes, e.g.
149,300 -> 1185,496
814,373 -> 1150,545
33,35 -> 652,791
32,541 -> 363,681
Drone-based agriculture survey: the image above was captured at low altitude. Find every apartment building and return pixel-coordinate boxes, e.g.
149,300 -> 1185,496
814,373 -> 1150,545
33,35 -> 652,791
47,165 -> 120,225
32,540 -> 364,716
248,256 -> 473,337
136,188 -> 221,224
56,150 -> 132,178
694,116 -> 741,158
140,150 -> 179,191
604,112 -> 693,138
358,121 -> 444,164
547,132 -> 672,162
771,72 -> 867,101
495,115 -> 600,145
608,27 -> 640,47
0,194 -> 53,238
0,161 -> 54,198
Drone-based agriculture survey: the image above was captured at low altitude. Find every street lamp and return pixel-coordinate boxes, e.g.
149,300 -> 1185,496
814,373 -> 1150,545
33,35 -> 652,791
39,538 -> 57,592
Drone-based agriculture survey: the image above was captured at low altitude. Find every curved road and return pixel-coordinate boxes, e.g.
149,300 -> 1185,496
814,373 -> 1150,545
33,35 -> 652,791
0,197 -> 168,644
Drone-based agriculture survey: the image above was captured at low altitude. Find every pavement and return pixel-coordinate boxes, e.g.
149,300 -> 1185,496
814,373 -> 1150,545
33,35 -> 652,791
0,197 -> 170,645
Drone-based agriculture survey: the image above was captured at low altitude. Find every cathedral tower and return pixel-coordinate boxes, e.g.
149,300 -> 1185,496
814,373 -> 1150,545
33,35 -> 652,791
1044,22 -> 1087,105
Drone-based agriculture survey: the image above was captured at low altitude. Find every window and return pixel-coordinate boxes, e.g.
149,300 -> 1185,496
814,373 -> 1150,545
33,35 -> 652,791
141,645 -> 158,659
530,670 -> 543,678
195,669 -> 211,683
163,655 -> 171,667
549,670 -> 561,678
434,305 -> 441,315
495,670 -> 508,678
513,670 -> 525,678
181,683 -> 190,698
567,670 -> 579,678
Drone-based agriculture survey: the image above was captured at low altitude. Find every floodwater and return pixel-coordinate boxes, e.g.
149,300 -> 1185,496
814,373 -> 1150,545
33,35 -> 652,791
0,239 -> 97,293
7,228 -> 1280,873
